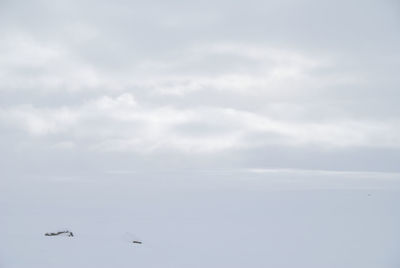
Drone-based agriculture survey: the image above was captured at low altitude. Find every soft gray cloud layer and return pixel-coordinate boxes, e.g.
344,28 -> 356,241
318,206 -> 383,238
0,0 -> 399,173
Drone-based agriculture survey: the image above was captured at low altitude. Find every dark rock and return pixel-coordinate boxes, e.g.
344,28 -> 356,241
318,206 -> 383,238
45,230 -> 74,237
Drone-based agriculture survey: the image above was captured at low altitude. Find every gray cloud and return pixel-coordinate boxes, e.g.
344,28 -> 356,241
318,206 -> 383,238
0,0 -> 399,173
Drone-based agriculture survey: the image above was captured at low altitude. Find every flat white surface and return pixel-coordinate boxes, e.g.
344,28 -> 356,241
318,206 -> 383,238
2,170 -> 400,268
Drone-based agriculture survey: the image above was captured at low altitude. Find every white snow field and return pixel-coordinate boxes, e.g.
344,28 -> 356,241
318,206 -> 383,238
1,169 -> 400,268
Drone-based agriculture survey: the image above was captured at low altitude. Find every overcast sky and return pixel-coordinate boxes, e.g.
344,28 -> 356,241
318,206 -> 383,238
1,0 -> 399,175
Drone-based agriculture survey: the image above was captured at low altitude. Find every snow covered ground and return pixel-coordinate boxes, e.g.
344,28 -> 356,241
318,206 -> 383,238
1,169 -> 400,268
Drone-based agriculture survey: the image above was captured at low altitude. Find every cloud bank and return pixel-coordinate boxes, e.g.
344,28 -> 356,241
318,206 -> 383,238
0,0 -> 399,172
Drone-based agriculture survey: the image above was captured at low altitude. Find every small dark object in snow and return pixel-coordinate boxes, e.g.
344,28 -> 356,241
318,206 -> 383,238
45,230 -> 74,237
132,241 -> 142,244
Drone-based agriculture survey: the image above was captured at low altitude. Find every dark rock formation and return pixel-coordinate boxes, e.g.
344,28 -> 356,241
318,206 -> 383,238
45,230 -> 74,237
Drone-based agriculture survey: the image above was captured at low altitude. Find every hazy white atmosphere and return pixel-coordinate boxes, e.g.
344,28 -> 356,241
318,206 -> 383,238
1,0 -> 400,267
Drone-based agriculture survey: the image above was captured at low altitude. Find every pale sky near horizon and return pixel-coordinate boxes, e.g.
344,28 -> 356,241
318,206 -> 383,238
1,0 -> 400,175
